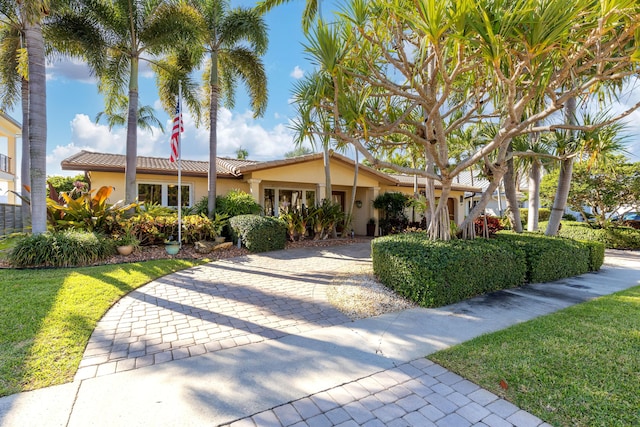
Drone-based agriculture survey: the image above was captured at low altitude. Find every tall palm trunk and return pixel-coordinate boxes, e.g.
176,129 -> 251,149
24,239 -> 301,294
348,149 -> 358,218
527,159 -> 541,231
124,57 -> 139,204
503,141 -> 522,232
207,51 -> 219,218
322,139 -> 331,199
546,96 -> 576,236
20,76 -> 31,231
25,19 -> 46,234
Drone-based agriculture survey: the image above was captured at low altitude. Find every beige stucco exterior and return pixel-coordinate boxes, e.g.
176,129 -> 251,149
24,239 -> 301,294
72,152 -> 478,237
0,113 -> 21,205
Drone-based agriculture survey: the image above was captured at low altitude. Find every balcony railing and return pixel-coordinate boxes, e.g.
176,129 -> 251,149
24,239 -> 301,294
0,153 -> 10,174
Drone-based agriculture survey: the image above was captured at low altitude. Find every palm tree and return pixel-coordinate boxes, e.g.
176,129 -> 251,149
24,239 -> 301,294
256,0 -> 319,32
94,95 -> 164,134
46,0 -> 202,204
0,1 -> 31,230
23,0 -> 47,234
185,0 -> 267,217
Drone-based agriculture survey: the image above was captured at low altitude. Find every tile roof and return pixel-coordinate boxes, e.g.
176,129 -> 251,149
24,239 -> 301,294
61,150 -> 258,178
60,150 -> 484,193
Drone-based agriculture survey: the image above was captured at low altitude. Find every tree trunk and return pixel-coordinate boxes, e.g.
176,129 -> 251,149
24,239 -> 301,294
323,140 -> 332,200
347,149 -> 358,221
20,76 -> 31,231
527,159 -> 541,231
124,57 -> 139,205
503,142 -> 522,232
459,172 -> 506,238
208,52 -> 219,218
25,19 -> 46,234
546,96 -> 577,236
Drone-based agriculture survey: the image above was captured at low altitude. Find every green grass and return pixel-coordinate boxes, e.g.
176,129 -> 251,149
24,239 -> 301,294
0,259 -> 202,397
429,286 -> 640,426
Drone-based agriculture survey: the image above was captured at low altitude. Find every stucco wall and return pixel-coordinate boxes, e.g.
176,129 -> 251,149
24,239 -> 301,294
89,171 -> 246,206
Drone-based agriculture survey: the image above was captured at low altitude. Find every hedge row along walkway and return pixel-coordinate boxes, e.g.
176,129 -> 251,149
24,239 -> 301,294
1,243 -> 638,427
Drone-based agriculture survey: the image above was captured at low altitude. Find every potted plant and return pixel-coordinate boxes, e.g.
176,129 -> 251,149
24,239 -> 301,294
212,213 -> 229,243
114,227 -> 140,256
164,238 -> 180,255
366,218 -> 376,237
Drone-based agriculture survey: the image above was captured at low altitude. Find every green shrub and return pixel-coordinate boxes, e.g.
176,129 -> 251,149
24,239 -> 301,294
518,208 -> 551,227
495,232 -> 592,282
191,190 -> 263,217
229,215 -> 287,253
372,233 -> 527,307
553,221 -> 640,250
8,230 -> 115,268
581,239 -> 606,271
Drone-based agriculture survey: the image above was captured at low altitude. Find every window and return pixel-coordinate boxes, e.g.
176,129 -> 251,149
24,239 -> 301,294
264,188 -> 315,216
137,182 -> 191,207
167,185 -> 190,208
138,184 -> 162,205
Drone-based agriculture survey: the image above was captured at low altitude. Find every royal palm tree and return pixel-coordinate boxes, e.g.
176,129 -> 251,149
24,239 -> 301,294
184,0 -> 267,217
0,1 -> 31,230
22,0 -> 47,234
94,95 -> 164,134
256,0 -> 319,32
46,0 -> 202,204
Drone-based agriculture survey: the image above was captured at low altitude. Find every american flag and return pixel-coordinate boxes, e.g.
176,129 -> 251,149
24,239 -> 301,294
169,99 -> 183,163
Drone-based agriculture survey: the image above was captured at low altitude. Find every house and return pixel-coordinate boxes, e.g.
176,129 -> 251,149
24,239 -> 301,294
61,150 -> 480,236
0,112 -> 21,205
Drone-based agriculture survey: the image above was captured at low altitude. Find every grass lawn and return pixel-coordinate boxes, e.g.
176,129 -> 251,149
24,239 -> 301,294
0,259 -> 202,397
430,285 -> 640,426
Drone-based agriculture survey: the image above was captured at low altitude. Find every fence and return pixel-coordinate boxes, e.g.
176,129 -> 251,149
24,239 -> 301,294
0,204 -> 23,235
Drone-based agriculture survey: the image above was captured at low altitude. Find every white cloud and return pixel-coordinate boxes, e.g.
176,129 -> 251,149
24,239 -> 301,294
46,58 -> 96,84
290,66 -> 304,79
46,109 -> 297,175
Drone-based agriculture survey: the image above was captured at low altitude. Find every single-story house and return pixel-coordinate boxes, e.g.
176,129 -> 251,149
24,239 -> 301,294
61,150 -> 480,236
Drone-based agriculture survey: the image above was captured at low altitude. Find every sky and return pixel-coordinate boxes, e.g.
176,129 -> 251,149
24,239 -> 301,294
5,0 -> 640,180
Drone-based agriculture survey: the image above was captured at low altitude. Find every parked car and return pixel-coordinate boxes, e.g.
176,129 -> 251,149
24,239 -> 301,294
621,212 -> 640,229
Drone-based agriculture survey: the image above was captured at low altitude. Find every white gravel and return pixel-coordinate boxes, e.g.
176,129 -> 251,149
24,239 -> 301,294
327,269 -> 416,320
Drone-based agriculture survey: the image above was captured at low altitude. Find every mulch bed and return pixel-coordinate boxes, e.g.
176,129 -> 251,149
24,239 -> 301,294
1,237 -> 372,268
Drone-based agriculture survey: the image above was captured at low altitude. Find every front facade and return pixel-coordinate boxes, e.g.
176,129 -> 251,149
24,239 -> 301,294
0,113 -> 21,205
62,150 -> 480,236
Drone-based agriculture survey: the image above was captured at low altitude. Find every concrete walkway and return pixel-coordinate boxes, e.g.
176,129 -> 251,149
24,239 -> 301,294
0,244 -> 638,427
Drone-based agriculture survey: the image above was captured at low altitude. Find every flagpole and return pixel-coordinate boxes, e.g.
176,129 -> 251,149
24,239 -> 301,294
177,82 -> 182,248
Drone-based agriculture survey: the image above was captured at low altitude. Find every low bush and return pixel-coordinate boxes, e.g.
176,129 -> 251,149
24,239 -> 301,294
474,215 -> 503,236
8,230 -> 115,268
551,221 -> 640,250
230,215 -> 287,253
519,208 -> 551,224
495,232 -> 597,283
372,233 -> 527,307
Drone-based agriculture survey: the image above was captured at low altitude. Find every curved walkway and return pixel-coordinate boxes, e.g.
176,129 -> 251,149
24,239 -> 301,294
75,245 -> 370,380
1,244 -> 638,427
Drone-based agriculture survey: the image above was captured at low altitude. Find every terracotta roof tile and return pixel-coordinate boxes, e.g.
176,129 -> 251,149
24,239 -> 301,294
61,150 -> 258,178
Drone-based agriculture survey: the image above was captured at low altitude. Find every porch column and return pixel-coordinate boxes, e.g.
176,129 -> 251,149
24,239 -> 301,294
371,186 -> 380,235
247,179 -> 262,205
317,183 -> 326,202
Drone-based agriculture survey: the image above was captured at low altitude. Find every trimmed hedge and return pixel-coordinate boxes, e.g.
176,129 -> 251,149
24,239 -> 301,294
494,232 -> 598,283
8,230 -> 115,268
372,233 -> 527,307
551,221 -> 640,250
229,215 -> 287,253
372,232 -> 604,308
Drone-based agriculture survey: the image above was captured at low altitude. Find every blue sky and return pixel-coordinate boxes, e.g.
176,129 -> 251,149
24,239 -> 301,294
6,0 -> 640,179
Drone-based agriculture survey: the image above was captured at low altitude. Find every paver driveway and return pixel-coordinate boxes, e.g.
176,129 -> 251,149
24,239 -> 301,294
75,243 -> 372,380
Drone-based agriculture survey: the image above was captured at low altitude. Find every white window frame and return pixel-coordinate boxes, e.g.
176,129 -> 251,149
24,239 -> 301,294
264,187 -> 315,216
136,181 -> 193,208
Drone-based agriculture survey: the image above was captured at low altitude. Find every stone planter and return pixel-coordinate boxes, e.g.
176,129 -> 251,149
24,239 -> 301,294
117,245 -> 134,256
165,243 -> 180,255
